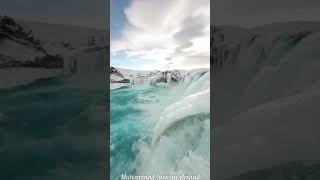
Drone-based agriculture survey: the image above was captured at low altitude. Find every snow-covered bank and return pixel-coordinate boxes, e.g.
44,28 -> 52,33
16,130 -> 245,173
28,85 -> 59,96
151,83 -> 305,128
110,83 -> 131,90
0,16 -> 107,89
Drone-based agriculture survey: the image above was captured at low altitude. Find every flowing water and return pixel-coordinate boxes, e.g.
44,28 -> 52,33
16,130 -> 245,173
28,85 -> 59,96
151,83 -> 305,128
0,60 -> 210,179
0,75 -> 106,179
110,71 -> 210,180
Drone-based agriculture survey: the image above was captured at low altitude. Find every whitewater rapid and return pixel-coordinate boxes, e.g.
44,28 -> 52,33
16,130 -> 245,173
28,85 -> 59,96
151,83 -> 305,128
152,77 -> 210,146
110,70 -> 210,179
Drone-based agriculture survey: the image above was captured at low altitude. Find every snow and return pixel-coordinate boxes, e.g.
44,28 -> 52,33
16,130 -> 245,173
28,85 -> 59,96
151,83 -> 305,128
0,39 -> 44,62
110,83 -> 131,90
17,19 -> 106,48
213,21 -> 320,179
110,66 -> 208,87
110,74 -> 123,81
0,18 -> 107,89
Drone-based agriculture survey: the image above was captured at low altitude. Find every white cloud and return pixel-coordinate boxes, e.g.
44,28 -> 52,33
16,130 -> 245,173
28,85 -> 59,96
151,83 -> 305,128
111,0 -> 210,70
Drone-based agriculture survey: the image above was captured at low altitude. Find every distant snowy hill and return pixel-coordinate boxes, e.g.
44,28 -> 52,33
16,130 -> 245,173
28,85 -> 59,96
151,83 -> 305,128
0,16 -> 49,67
213,21 -> 320,179
110,66 -> 128,83
0,16 -> 106,68
16,19 -> 106,55
0,16 -> 107,89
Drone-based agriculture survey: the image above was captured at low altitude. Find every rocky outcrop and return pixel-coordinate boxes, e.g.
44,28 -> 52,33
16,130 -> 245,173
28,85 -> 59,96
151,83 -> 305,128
110,66 -> 125,78
110,66 -> 130,83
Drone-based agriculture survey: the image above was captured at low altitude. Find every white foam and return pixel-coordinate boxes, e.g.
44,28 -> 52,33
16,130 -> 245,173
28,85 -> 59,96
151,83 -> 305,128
152,86 -> 210,146
111,68 -> 211,179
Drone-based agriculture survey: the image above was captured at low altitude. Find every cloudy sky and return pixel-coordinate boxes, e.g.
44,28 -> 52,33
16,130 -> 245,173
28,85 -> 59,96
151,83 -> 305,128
213,0 -> 320,27
110,0 -> 210,70
0,0 -> 107,29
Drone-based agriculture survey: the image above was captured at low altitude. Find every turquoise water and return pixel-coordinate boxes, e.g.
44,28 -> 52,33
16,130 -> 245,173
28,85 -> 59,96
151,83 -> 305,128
110,86 -> 173,179
0,71 -> 210,179
0,77 -> 106,179
110,72 -> 210,180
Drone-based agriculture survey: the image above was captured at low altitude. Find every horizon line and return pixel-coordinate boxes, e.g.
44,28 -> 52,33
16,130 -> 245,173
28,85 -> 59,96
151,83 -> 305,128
110,65 -> 210,72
